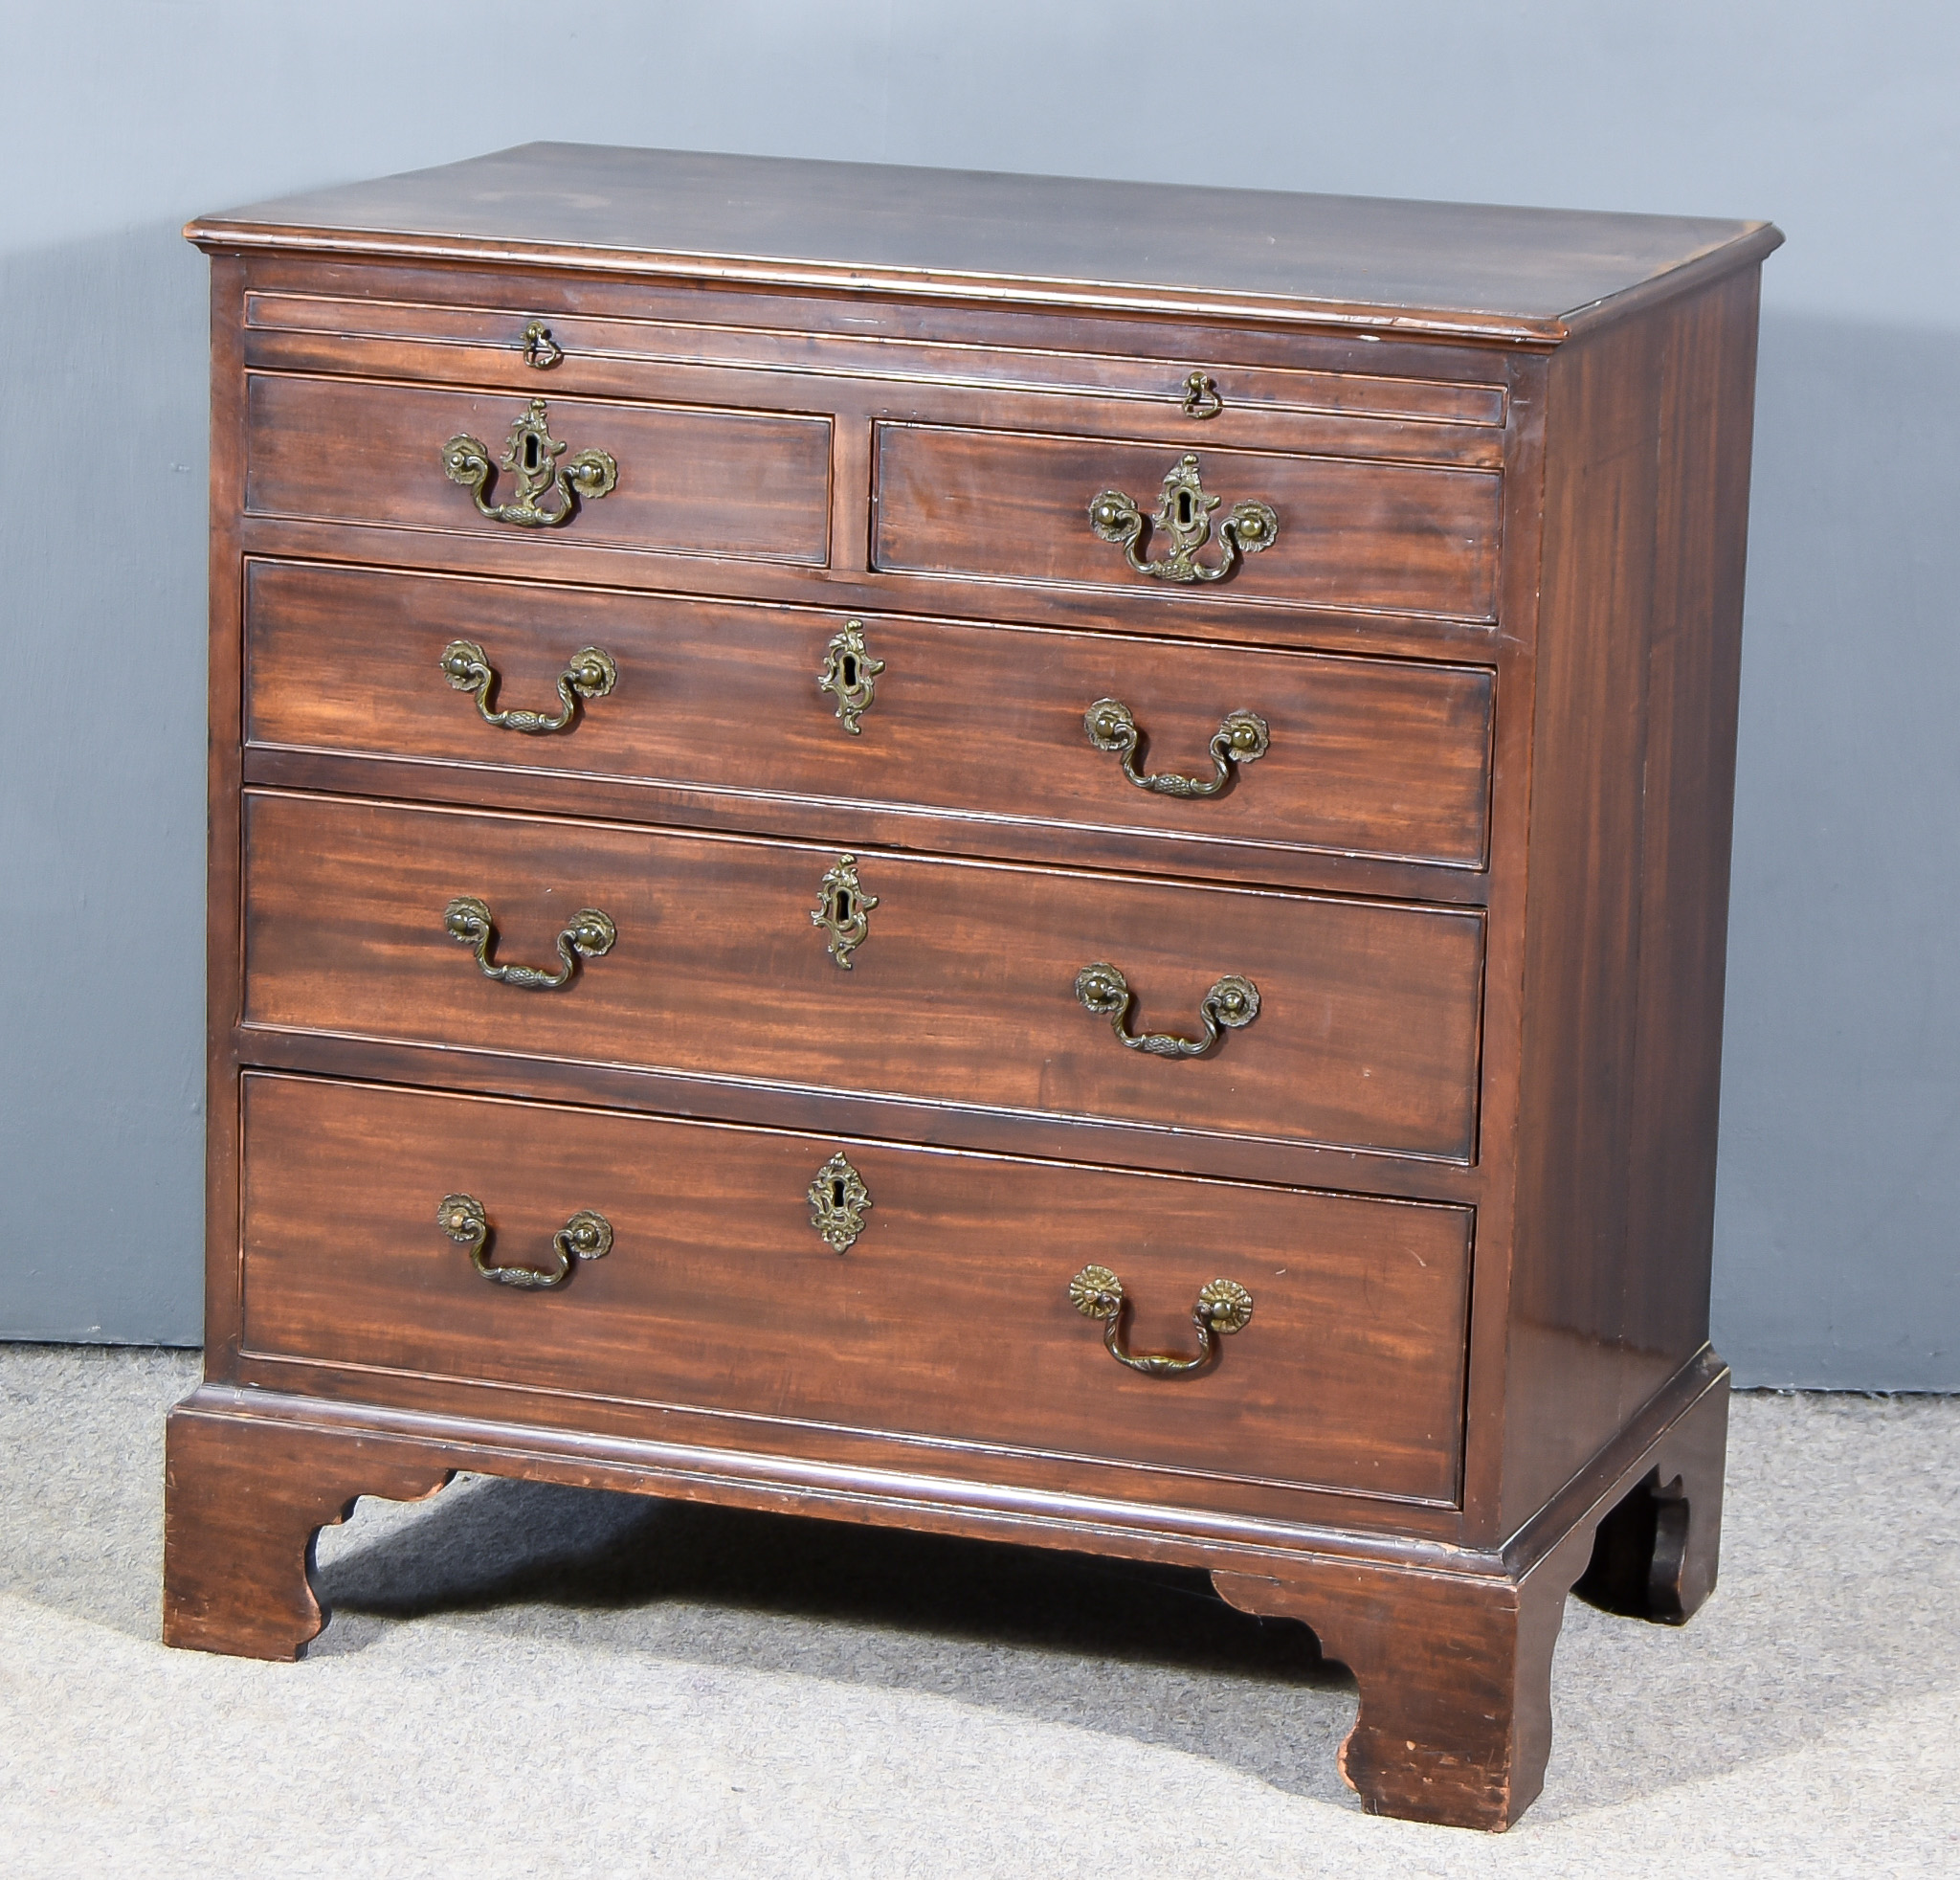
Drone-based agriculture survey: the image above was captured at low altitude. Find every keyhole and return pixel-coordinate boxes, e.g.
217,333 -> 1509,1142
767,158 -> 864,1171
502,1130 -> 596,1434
840,653 -> 858,688
834,890 -> 852,921
831,1177 -> 846,1208
523,434 -> 541,472
1176,489 -> 1193,527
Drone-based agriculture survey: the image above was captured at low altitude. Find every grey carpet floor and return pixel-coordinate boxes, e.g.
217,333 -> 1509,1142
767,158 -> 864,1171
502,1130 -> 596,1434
0,1348 -> 1955,1878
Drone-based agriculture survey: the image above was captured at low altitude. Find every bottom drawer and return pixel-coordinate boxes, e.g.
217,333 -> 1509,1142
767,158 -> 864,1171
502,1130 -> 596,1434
237,1073 -> 1473,1507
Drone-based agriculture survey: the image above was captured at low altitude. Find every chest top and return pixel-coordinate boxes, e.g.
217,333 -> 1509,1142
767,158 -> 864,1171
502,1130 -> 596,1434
188,141 -> 1776,343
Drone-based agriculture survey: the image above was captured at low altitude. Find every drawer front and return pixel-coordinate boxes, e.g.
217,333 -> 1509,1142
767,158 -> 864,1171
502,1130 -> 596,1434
239,1072 -> 1474,1506
242,373 -> 833,565
874,424 -> 1502,620
244,560 -> 1496,873
241,792 -> 1485,1163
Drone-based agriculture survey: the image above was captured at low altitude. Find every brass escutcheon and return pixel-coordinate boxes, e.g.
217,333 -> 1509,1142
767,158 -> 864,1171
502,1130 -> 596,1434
441,638 -> 617,733
438,1193 -> 612,1289
443,895 -> 616,990
1074,962 -> 1259,1058
808,1153 -> 871,1253
1088,454 -> 1277,584
442,397 -> 617,529
1068,1264 -> 1254,1376
811,854 -> 878,969
817,619 -> 883,734
1084,699 -> 1269,797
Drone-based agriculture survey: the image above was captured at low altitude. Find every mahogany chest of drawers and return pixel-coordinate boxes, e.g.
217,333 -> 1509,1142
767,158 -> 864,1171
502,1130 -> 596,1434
164,145 -> 1778,1830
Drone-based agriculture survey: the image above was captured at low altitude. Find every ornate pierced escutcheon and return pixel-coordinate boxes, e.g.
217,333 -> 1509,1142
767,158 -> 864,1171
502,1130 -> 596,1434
811,854 -> 878,969
1084,698 -> 1270,798
519,320 -> 565,369
443,895 -> 616,990
817,619 -> 883,734
441,638 -> 618,733
441,397 -> 617,528
808,1152 -> 871,1253
437,1193 -> 613,1289
1088,454 -> 1278,585
1074,962 -> 1259,1058
1068,1264 -> 1254,1376
1180,369 -> 1223,419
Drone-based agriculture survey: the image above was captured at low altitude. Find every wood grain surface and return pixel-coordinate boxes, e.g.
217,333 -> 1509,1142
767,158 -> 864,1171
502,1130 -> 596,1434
243,373 -> 833,563
242,288 -> 1510,428
242,559 -> 1496,876
188,143 -> 1778,342
239,790 -> 1487,1164
177,145 -> 1775,1828
164,1405 -> 452,1660
237,1072 -> 1474,1506
875,424 -> 1502,620
1500,269 -> 1762,1531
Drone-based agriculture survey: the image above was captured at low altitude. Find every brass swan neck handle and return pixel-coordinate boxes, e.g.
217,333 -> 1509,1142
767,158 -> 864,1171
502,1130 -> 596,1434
437,1194 -> 612,1289
1068,1265 -> 1254,1376
1074,963 -> 1259,1058
443,896 -> 616,990
1084,699 -> 1269,797
441,639 -> 617,733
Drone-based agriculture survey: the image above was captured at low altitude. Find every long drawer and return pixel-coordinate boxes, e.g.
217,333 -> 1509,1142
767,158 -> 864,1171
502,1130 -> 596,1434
240,791 -> 1486,1163
242,560 -> 1496,874
238,1072 -> 1475,1507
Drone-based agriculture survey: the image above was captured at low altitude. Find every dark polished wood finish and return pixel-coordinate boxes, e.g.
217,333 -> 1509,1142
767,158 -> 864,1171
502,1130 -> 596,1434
1215,1365 -> 1727,1829
163,1408 -> 453,1661
244,373 -> 834,564
239,1072 -> 1474,1506
238,790 -> 1487,1164
242,559 -> 1499,878
871,423 -> 1502,619
241,286 -> 1512,429
188,142 -> 1775,343
171,144 -> 1777,1830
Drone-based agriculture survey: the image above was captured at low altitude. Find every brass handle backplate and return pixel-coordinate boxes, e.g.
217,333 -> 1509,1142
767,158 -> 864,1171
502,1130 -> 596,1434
441,639 -> 618,733
438,1193 -> 612,1289
1074,963 -> 1258,1058
443,895 -> 616,989
1084,699 -> 1269,797
1089,454 -> 1277,584
442,397 -> 617,528
1068,1264 -> 1253,1376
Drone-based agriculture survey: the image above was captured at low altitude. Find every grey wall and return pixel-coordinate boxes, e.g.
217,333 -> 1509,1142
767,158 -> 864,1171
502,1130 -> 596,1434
3,2 -> 1954,1383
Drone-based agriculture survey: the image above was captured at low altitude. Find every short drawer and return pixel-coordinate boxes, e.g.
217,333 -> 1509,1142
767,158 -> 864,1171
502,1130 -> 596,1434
242,373 -> 833,565
243,560 -> 1496,874
238,1072 -> 1474,1507
240,792 -> 1485,1163
874,424 -> 1502,621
